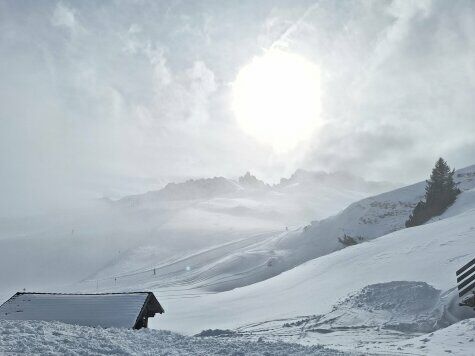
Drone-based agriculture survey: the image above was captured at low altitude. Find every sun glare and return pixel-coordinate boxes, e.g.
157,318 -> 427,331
232,49 -> 322,152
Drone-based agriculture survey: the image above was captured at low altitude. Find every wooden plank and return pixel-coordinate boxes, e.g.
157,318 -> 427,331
457,272 -> 475,291
459,279 -> 475,297
457,264 -> 475,283
456,257 -> 475,276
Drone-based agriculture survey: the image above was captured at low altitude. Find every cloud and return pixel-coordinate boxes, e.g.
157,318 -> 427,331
274,0 -> 475,182
186,61 -> 217,126
0,0 -> 474,216
51,2 -> 78,32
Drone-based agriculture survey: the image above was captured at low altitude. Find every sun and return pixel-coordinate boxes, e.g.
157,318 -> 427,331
232,49 -> 322,152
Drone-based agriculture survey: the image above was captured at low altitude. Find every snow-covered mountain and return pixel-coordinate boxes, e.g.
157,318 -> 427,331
119,177 -> 243,204
115,170 -> 396,225
85,165 -> 475,295
146,167 -> 475,354
1,165 -> 475,354
0,169 -> 392,302
238,172 -> 270,190
297,165 -> 475,257
47,164 -> 474,354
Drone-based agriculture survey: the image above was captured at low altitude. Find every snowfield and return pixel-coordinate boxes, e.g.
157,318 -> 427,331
76,166 -> 475,296
1,318 -> 474,356
1,166 -> 475,354
153,202 -> 475,334
0,170 -> 392,301
0,320 -> 347,356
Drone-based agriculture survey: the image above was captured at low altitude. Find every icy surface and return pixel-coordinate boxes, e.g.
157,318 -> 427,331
0,293 -> 149,329
0,320 -> 349,356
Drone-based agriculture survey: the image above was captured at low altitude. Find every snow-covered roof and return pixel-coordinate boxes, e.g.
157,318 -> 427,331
0,292 -> 164,329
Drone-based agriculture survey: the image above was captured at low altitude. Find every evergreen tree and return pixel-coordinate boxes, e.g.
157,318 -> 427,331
406,158 -> 460,227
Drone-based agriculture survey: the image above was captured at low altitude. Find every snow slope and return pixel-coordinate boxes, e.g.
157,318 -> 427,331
368,318 -> 475,355
79,165 -> 475,296
0,170 -> 391,301
298,164 -> 475,257
1,167 -> 475,354
0,320 -> 348,356
60,175 -> 475,353
148,192 -> 475,352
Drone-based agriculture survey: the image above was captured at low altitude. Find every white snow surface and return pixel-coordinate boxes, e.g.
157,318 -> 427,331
70,165 -> 475,297
1,166 -> 475,354
0,170 -> 393,301
151,202 -> 475,335
0,320 -> 348,356
369,318 -> 475,355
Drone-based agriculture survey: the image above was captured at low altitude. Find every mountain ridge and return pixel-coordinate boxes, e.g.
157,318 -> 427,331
116,169 -> 398,205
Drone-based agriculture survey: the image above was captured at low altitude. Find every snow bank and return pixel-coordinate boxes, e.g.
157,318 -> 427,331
314,281 -> 444,333
228,282 -> 475,354
368,318 -> 475,355
0,320 -> 347,356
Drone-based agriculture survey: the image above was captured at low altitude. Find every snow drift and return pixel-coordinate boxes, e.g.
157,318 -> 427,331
0,320 -> 345,356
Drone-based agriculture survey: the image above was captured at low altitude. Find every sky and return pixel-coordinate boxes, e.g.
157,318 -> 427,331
1,0 -> 474,216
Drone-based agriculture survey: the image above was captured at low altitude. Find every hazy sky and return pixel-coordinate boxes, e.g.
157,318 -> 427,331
1,0 -> 474,216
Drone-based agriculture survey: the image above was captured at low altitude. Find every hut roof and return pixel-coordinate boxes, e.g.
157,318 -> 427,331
0,292 -> 164,329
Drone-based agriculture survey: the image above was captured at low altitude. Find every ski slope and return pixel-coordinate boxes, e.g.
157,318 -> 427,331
1,167 -> 475,354
51,165 -> 475,354
74,166 -> 475,298
150,198 -> 475,333
0,170 -> 392,301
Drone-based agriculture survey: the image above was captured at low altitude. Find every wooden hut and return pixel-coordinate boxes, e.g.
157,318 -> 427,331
0,292 -> 164,329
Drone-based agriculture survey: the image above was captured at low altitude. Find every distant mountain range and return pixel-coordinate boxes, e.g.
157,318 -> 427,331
117,170 -> 397,206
